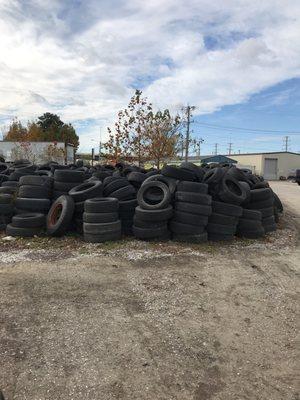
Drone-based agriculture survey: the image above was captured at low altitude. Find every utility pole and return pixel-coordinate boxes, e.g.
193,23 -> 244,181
195,138 -> 204,157
99,127 -> 102,162
228,142 -> 233,155
214,143 -> 218,155
183,105 -> 196,162
283,136 -> 290,152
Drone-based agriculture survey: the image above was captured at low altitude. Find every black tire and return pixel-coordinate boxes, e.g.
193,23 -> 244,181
18,185 -> 51,199
119,199 -> 138,212
127,172 -> 146,185
172,232 -> 208,243
218,176 -> 247,205
19,175 -> 53,187
2,181 -> 18,187
241,209 -> 262,220
0,203 -> 14,215
84,231 -> 121,243
161,165 -> 195,181
262,215 -> 276,225
207,223 -> 237,235
208,233 -> 234,242
142,174 -> 178,195
6,224 -> 43,237
109,185 -> 136,201
263,223 -> 277,233
47,195 -> 75,236
246,198 -> 274,209
272,191 -> 283,212
252,181 -> 269,189
169,221 -> 205,235
12,213 -> 45,228
250,188 -> 272,202
238,218 -> 263,230
103,178 -> 129,196
0,187 -> 16,194
236,227 -> 265,238
15,198 -> 51,212
54,170 -> 85,183
176,181 -> 208,194
75,201 -> 85,213
0,194 -> 13,204
203,168 -> 224,185
259,207 -> 274,218
54,181 -> 80,192
172,210 -> 208,226
135,205 -> 173,221
0,215 -> 11,224
83,212 -> 118,223
138,181 -> 170,210
0,223 -> 7,231
133,216 -> 167,229
133,225 -> 169,239
209,213 -> 238,225
211,201 -> 242,217
83,220 -> 121,234
175,202 -> 212,216
175,191 -> 211,205
69,181 -> 103,202
179,162 -> 205,182
85,198 -> 119,213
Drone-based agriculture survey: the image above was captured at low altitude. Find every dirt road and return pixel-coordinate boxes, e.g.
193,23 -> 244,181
0,206 -> 299,399
270,181 -> 300,225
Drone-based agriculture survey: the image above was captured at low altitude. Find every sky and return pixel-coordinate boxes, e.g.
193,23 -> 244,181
0,0 -> 300,155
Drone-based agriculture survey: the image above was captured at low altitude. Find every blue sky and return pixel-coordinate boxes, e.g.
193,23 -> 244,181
0,0 -> 300,154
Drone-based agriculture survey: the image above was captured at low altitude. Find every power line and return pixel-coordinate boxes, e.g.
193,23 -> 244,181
182,105 -> 196,162
214,143 -> 218,155
194,121 -> 300,135
228,142 -> 233,155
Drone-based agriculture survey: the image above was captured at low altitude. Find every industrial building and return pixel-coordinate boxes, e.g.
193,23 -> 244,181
230,151 -> 300,180
0,141 -> 75,164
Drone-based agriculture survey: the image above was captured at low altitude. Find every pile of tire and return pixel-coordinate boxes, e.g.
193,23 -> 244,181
0,193 -> 14,231
6,213 -> 45,237
236,209 -> 265,238
83,198 -> 121,243
15,175 -> 52,216
69,180 -> 104,233
103,176 -> 137,234
53,169 -> 85,200
170,181 -> 210,243
208,201 -> 242,241
133,180 -> 173,240
244,188 -> 277,233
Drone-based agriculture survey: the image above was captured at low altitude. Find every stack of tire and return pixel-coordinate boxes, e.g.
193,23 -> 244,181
0,194 -> 14,231
69,180 -> 104,233
236,209 -> 265,238
6,213 -> 45,237
244,188 -> 277,233
15,175 -> 53,216
83,198 -> 121,243
208,201 -> 242,241
53,169 -> 85,200
103,176 -> 137,234
133,180 -> 173,241
170,181 -> 210,243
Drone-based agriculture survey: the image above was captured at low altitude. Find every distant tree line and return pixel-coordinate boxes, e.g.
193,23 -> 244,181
3,113 -> 79,151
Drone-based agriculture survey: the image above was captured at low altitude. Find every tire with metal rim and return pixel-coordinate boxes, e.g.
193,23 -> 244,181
47,195 -> 75,236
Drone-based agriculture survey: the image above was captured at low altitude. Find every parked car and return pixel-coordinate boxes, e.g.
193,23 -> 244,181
296,169 -> 300,185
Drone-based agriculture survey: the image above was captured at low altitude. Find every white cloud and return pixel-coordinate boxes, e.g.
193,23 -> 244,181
0,0 -> 299,151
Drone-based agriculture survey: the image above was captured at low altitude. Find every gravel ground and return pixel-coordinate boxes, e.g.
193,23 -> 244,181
0,207 -> 299,400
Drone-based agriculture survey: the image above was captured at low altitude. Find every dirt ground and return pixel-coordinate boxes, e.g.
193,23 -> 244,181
0,193 -> 299,399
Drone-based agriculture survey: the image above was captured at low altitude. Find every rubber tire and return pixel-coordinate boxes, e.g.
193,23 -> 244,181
83,212 -> 118,223
109,185 -> 136,201
119,199 -> 138,212
208,233 -> 234,242
242,209 -> 262,220
176,181 -> 208,194
135,205 -> 173,221
69,181 -> 103,202
103,178 -> 129,196
83,220 -> 121,234
84,231 -> 122,243
6,224 -> 43,237
54,170 -> 85,183
209,213 -> 238,226
133,225 -> 169,239
15,198 -> 51,212
238,218 -> 263,230
19,175 -> 53,187
47,195 -> 75,237
161,165 -> 195,181
207,223 -> 237,235
246,198 -> 274,210
138,181 -> 171,210
175,202 -> 212,216
12,213 -> 45,228
175,191 -> 211,205
18,185 -> 51,199
54,181 -> 80,192
211,201 -> 242,217
218,176 -> 247,205
172,210 -> 208,226
172,232 -> 208,243
0,203 -> 14,215
84,198 -> 119,213
142,174 -> 178,195
169,221 -> 205,235
263,224 -> 277,233
0,194 -> 13,204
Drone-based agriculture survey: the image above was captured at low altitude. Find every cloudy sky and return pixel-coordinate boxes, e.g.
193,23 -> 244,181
0,0 -> 300,154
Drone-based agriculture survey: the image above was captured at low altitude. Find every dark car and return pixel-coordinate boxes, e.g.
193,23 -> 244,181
296,169 -> 300,185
